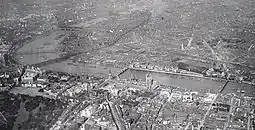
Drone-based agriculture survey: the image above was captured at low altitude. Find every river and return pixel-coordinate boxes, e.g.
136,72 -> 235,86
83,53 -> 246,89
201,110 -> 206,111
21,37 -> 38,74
120,69 -> 255,96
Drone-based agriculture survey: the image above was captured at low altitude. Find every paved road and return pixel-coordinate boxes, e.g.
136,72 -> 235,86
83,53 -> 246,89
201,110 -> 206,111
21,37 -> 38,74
198,80 -> 229,129
223,96 -> 234,130
108,101 -> 126,130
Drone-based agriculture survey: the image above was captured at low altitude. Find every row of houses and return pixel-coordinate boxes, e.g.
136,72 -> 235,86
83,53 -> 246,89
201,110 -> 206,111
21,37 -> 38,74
130,62 -> 179,72
130,62 -> 205,77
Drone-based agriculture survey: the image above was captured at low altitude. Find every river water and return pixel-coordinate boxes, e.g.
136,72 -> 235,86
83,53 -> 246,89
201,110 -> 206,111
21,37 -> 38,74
120,69 -> 255,96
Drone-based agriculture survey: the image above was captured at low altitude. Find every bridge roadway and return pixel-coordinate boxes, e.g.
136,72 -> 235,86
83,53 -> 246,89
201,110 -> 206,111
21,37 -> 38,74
117,67 -> 129,77
30,52 -> 83,68
8,36 -> 32,55
0,36 -> 30,69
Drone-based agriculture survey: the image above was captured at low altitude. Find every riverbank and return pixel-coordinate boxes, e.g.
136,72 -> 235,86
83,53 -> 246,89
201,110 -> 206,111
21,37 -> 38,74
119,69 -> 255,95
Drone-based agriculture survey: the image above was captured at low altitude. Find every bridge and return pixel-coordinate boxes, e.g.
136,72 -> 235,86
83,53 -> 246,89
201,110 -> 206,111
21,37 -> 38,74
56,27 -> 83,31
30,52 -> 82,68
15,51 -> 56,55
116,67 -> 129,77
8,37 -> 32,55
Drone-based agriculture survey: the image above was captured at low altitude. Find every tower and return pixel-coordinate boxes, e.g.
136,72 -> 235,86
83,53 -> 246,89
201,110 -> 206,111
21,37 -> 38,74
108,68 -> 113,79
130,71 -> 136,81
151,79 -> 157,91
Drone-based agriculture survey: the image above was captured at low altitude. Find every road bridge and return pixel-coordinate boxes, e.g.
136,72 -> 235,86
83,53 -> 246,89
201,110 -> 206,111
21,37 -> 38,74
117,67 -> 129,77
30,52 -> 82,68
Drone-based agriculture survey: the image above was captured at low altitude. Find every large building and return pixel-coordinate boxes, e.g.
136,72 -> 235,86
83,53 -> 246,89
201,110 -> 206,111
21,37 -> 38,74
21,66 -> 43,87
